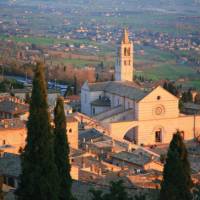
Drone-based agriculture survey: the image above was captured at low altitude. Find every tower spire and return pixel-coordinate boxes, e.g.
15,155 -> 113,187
115,28 -> 134,82
122,28 -> 129,43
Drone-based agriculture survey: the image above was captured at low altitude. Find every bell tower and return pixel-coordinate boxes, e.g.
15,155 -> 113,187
115,28 -> 134,82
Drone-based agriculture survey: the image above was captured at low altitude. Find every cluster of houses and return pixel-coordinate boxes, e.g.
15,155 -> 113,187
0,29 -> 200,200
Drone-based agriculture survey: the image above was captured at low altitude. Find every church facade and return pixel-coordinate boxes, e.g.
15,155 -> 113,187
81,29 -> 200,145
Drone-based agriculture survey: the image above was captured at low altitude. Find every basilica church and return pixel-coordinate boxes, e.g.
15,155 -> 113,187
81,29 -> 200,145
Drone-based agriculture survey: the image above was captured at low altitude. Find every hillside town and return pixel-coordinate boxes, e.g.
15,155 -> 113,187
0,28 -> 200,200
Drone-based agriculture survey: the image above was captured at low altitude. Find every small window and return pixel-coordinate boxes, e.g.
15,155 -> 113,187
127,48 -> 131,56
155,130 -> 162,143
8,177 -> 15,187
92,107 -> 95,115
124,48 -> 127,56
157,96 -> 161,100
69,128 -> 72,133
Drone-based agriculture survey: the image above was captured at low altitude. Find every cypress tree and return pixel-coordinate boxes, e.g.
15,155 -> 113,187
54,97 -> 73,200
16,62 -> 59,200
73,76 -> 77,95
90,180 -> 133,200
159,131 -> 192,200
195,93 -> 200,104
0,176 -> 3,200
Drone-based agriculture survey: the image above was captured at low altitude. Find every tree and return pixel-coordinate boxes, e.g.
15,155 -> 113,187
54,97 -> 73,200
163,81 -> 180,97
0,176 -> 3,200
25,92 -> 31,104
111,74 -> 114,81
16,62 -> 59,200
64,86 -> 73,97
90,189 -> 104,200
90,180 -> 133,200
73,76 -> 77,95
96,73 -> 99,82
181,89 -> 193,103
192,184 -> 200,200
195,93 -> 200,104
135,193 -> 146,200
159,131 -> 193,200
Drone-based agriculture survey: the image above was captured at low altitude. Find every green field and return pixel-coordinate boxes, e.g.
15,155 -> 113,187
135,47 -> 200,88
1,36 -> 200,88
0,35 -> 95,46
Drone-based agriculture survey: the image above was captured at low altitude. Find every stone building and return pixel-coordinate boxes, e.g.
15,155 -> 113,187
81,29 -> 200,145
0,119 -> 26,154
66,116 -> 78,149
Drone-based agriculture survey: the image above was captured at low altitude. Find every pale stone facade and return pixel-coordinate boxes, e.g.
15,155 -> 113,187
115,29 -> 134,82
66,116 -> 78,149
81,29 -> 200,145
0,127 -> 26,154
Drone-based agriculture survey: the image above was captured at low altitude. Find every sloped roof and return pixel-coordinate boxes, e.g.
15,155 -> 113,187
111,151 -> 152,167
88,82 -> 109,91
88,81 -> 149,101
0,100 -> 29,115
0,153 -> 21,177
91,97 -> 111,107
79,128 -> 103,142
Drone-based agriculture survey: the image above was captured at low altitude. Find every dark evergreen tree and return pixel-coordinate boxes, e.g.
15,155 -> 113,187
187,89 -> 193,102
192,184 -> 200,200
135,193 -> 146,200
73,76 -> 77,95
0,176 -> 3,200
195,93 -> 200,104
163,82 -> 168,91
181,89 -> 193,103
64,86 -> 73,97
163,81 -> 178,97
159,131 -> 192,200
111,74 -> 114,81
90,180 -> 133,200
25,92 -> 31,104
16,62 -> 59,200
90,189 -> 104,200
54,97 -> 73,200
96,73 -> 99,82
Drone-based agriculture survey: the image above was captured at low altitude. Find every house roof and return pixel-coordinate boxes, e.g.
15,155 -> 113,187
91,97 -> 111,107
183,103 -> 200,111
79,128 -> 104,142
0,118 -> 25,129
88,81 -> 109,91
0,99 -> 29,115
0,153 -> 21,177
66,116 -> 78,123
88,81 -> 149,101
11,88 -> 31,94
65,95 -> 80,101
111,151 -> 152,167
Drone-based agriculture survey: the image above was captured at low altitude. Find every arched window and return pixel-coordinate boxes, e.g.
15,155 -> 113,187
69,128 -> 72,133
124,48 -> 127,56
155,129 -> 162,143
127,48 -> 130,56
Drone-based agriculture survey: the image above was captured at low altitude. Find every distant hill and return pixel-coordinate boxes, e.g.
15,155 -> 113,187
8,0 -> 200,14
